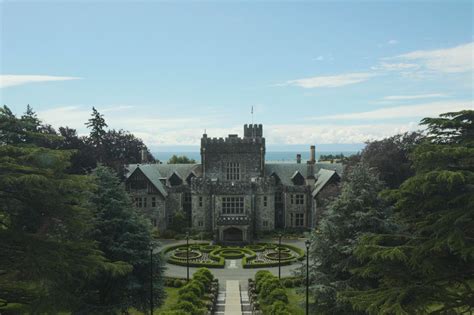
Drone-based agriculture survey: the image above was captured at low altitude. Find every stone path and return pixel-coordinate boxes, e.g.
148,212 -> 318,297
224,280 -> 241,315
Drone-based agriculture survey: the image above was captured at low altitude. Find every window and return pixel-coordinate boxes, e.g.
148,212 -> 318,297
291,194 -> 304,205
296,194 -> 304,205
151,197 -> 156,207
167,215 -> 173,224
295,213 -> 304,227
136,197 -> 143,208
143,197 -> 147,208
263,196 -> 267,207
199,196 -> 203,207
222,196 -> 244,215
198,221 -> 203,227
263,220 -> 268,227
152,218 -> 157,227
226,162 -> 240,180
169,173 -> 183,186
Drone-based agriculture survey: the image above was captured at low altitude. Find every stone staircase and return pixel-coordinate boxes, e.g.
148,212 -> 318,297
214,280 -> 252,315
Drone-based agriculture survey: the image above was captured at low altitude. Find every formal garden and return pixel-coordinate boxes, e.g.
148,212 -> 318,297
163,242 -> 305,268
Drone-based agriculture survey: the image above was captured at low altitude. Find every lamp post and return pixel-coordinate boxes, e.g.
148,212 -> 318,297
278,233 -> 283,279
305,239 -> 310,315
186,232 -> 190,282
149,245 -> 154,315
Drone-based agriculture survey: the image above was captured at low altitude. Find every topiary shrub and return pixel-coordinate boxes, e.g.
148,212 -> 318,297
260,277 -> 283,298
193,273 -> 211,291
172,301 -> 206,315
174,279 -> 186,288
179,281 -> 203,297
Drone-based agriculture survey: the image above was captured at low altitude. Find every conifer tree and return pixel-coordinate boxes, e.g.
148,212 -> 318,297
305,163 -> 394,314
0,106 -> 123,312
342,110 -> 474,314
76,166 -> 164,313
85,107 -> 108,162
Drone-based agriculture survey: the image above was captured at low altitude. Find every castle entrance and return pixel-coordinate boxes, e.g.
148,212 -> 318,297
223,227 -> 243,242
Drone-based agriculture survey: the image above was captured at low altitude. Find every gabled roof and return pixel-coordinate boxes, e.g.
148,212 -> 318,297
312,168 -> 340,197
155,164 -> 202,179
125,164 -> 168,197
265,162 -> 343,186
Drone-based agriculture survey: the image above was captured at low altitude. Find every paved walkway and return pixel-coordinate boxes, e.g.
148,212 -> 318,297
224,280 -> 241,315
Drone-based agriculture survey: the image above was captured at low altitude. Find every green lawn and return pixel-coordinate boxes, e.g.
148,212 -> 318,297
128,287 -> 179,314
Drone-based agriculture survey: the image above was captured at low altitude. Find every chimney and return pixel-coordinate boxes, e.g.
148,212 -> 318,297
296,154 -> 301,164
141,148 -> 147,163
310,145 -> 316,164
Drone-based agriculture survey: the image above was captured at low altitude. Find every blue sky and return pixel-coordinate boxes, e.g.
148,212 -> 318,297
1,0 -> 473,150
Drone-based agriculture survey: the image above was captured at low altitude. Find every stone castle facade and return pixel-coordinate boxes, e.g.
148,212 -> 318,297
125,124 -> 341,243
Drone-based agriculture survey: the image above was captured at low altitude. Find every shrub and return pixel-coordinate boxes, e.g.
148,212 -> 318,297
195,267 -> 214,282
255,270 -> 272,284
193,273 -> 211,291
266,288 -> 288,305
179,281 -> 203,297
172,301 -> 206,315
179,291 -> 203,306
260,277 -> 283,298
266,301 -> 291,315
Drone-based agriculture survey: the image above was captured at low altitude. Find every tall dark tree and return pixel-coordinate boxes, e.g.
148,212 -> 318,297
360,132 -> 424,189
85,107 -> 108,162
305,163 -> 394,314
0,106 -> 119,313
103,129 -> 154,175
58,126 -> 97,174
343,110 -> 474,314
75,166 -> 164,313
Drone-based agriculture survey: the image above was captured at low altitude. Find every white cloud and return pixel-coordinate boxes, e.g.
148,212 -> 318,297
313,55 -> 324,61
307,100 -> 472,120
388,39 -> 399,45
382,93 -> 447,100
0,75 -> 81,88
282,72 -> 375,88
371,62 -> 420,71
391,42 -> 474,73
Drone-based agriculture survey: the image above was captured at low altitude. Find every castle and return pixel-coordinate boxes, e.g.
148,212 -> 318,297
125,124 -> 341,243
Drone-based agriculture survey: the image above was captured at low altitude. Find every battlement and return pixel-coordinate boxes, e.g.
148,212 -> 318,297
244,124 -> 263,138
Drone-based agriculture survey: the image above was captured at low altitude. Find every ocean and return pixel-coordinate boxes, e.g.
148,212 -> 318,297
152,151 -> 358,163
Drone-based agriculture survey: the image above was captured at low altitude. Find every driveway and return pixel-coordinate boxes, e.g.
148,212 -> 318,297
157,238 -> 308,289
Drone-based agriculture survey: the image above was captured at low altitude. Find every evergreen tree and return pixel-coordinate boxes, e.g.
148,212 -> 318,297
76,166 -> 164,313
305,163 -> 394,314
85,107 -> 108,162
343,110 -> 474,314
360,132 -> 424,189
0,106 -> 121,313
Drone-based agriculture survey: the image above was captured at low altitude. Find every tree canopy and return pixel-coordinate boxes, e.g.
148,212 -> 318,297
342,110 -> 474,314
167,154 -> 196,164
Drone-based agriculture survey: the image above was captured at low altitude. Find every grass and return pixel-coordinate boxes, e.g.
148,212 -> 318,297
128,287 -> 180,314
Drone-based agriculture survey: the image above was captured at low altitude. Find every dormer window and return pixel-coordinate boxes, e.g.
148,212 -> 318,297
169,172 -> 183,186
291,171 -> 305,186
270,172 -> 281,185
186,172 -> 196,185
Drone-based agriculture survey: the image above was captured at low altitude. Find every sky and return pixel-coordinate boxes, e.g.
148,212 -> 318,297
1,0 -> 473,151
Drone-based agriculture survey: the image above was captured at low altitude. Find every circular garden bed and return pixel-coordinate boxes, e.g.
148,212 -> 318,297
164,242 -> 305,268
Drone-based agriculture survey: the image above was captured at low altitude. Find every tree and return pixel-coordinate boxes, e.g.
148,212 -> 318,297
360,132 -> 424,189
343,110 -> 474,314
167,155 -> 196,164
0,106 -> 115,312
76,166 -> 164,313
103,129 -> 154,175
305,163 -> 394,314
85,107 -> 108,162
58,126 -> 97,174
